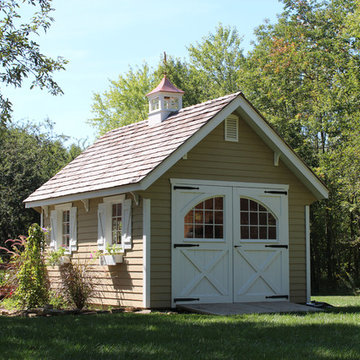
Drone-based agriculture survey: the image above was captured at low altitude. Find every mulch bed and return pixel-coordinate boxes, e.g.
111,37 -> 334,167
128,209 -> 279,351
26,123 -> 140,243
0,305 -> 177,318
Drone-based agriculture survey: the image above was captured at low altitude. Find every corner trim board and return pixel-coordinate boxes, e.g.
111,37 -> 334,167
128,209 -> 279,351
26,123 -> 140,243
143,198 -> 151,308
305,205 -> 311,303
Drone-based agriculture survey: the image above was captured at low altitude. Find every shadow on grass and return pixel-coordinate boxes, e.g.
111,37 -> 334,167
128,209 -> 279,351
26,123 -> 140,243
0,312 -> 360,360
326,305 -> 360,314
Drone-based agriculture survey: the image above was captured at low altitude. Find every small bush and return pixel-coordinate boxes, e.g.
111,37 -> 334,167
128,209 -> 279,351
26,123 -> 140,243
0,236 -> 27,300
59,261 -> 96,310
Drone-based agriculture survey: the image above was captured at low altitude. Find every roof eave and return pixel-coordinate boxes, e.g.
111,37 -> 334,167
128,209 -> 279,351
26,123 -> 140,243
24,182 -> 144,208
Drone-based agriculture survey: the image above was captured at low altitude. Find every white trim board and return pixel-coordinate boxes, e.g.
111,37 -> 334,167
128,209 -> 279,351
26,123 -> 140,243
170,178 -> 289,191
143,199 -> 151,308
305,205 -> 311,303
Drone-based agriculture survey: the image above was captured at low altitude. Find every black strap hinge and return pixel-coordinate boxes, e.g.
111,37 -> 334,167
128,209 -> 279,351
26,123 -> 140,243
173,186 -> 200,190
264,190 -> 288,195
265,245 -> 288,249
174,244 -> 200,248
174,298 -> 200,302
266,295 -> 289,299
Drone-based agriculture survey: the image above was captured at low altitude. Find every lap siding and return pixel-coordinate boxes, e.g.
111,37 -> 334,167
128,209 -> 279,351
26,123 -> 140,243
44,196 -> 144,308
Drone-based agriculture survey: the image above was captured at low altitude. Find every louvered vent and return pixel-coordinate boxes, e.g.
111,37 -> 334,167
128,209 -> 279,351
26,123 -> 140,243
225,115 -> 239,142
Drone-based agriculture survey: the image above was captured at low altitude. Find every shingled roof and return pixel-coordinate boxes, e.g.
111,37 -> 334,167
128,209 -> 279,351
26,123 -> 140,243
25,92 -> 241,205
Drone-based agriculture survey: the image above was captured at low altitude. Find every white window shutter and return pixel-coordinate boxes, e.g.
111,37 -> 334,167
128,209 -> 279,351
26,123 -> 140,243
122,199 -> 132,249
69,207 -> 77,252
98,203 -> 107,251
50,210 -> 57,250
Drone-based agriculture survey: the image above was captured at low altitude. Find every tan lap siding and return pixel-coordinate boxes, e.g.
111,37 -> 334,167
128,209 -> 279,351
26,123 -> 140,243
142,115 -> 315,307
45,197 -> 143,308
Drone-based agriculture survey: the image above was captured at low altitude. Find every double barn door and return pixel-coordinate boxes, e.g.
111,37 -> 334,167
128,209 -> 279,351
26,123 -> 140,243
172,182 -> 289,306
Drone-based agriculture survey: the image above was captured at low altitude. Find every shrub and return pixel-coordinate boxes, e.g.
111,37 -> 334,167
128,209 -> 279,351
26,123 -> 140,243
59,261 -> 96,310
0,236 -> 27,300
15,224 -> 49,308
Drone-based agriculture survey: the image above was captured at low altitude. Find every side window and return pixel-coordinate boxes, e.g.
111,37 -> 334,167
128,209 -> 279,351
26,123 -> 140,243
62,210 -> 70,248
98,196 -> 132,251
112,203 -> 122,245
184,196 -> 224,239
50,204 -> 77,253
239,198 -> 277,240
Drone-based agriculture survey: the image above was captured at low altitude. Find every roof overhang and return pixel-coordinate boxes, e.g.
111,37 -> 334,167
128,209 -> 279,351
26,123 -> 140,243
25,93 -> 328,208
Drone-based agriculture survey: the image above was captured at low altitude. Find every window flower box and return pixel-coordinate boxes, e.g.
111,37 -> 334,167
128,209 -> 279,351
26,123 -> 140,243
59,255 -> 71,265
99,254 -> 123,266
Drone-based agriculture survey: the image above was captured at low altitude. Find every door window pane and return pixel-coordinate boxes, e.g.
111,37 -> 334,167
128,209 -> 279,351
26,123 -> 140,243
184,196 -> 224,239
240,198 -> 277,240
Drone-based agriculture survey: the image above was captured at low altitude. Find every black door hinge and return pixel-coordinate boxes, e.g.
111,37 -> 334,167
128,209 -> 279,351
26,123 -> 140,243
265,244 -> 288,249
174,298 -> 200,302
173,186 -> 200,190
264,190 -> 288,195
174,244 -> 200,248
266,295 -> 289,299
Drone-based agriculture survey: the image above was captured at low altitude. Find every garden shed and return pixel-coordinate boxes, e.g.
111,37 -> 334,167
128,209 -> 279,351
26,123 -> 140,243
24,76 -> 328,309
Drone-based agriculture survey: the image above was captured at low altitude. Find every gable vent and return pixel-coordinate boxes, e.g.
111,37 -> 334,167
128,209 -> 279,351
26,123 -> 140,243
225,115 -> 239,142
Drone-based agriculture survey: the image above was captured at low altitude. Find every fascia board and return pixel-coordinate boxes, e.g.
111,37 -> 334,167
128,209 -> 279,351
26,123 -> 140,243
236,97 -> 328,200
24,183 -> 142,208
140,97 -> 243,191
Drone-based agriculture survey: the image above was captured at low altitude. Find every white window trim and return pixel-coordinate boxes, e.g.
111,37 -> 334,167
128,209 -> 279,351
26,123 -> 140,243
98,195 -> 132,252
50,203 -> 77,254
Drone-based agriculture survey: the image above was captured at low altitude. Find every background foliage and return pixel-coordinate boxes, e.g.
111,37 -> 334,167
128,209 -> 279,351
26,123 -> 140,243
0,120 -> 83,250
0,0 -> 67,126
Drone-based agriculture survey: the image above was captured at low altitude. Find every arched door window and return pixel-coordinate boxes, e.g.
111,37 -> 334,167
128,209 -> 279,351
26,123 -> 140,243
184,196 -> 224,239
239,198 -> 277,240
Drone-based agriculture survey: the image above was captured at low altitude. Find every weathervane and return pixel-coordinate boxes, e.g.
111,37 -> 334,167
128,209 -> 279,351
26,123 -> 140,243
163,51 -> 167,76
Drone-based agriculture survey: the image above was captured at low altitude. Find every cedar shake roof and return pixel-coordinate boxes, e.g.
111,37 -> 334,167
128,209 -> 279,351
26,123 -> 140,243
25,92 -> 240,204
146,76 -> 184,96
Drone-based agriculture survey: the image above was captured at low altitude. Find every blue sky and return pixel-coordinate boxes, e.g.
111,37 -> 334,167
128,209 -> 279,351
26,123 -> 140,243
6,0 -> 284,145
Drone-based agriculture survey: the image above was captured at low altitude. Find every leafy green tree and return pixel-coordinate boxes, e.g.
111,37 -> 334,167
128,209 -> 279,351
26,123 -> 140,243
89,64 -> 156,135
0,0 -> 67,125
89,25 -> 246,136
187,23 -> 245,99
242,0 -> 360,289
0,120 -> 83,247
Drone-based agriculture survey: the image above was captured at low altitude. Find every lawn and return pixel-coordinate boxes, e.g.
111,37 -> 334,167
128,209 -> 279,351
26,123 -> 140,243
0,296 -> 359,360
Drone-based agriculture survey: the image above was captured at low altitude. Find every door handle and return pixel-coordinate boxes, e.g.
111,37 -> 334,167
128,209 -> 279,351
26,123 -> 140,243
234,245 -> 242,248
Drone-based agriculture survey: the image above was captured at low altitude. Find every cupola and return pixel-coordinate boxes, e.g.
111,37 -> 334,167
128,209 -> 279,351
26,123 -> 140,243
146,75 -> 184,126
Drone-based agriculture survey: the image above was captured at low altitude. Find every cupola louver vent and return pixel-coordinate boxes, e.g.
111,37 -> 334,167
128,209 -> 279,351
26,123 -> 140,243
225,115 -> 239,142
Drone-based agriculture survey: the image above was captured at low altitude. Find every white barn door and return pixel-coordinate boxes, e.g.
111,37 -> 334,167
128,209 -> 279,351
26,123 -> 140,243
232,188 -> 289,302
172,185 -> 233,305
172,181 -> 289,306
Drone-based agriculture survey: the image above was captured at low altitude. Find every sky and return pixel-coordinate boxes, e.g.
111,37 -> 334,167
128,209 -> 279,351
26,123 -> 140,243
5,0 -> 285,145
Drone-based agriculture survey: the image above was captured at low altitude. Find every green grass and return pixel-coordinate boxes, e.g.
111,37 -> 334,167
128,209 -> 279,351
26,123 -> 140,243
0,296 -> 360,360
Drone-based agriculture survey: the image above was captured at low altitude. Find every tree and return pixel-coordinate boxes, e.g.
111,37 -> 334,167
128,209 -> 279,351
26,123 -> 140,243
0,0 -> 67,126
89,64 -> 156,136
89,24 -> 246,136
187,23 -> 245,99
242,0 -> 360,290
0,120 -> 83,247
